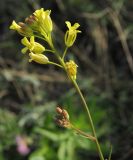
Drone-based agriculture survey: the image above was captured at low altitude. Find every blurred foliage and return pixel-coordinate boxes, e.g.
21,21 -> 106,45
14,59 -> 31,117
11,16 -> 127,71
0,0 -> 133,160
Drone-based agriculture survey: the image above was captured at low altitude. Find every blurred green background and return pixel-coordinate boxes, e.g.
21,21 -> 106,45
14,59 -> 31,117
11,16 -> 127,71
0,0 -> 133,160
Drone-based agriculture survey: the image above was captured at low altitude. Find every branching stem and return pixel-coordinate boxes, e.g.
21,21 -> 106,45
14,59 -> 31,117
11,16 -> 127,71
62,47 -> 68,59
50,45 -> 104,160
48,61 -> 63,68
71,124 -> 96,141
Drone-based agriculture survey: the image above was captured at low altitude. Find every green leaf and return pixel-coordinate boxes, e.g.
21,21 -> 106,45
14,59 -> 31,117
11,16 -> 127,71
30,156 -> 45,160
58,141 -> 67,160
35,128 -> 59,142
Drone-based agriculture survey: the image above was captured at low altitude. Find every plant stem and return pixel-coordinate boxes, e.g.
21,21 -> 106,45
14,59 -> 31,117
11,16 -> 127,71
62,47 -> 68,59
45,49 -> 55,53
71,124 -> 96,141
50,47 -> 104,160
71,79 -> 104,160
108,145 -> 112,160
48,61 -> 63,68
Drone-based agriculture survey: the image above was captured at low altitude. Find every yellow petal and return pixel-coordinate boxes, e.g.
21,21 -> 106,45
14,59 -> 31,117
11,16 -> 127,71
30,36 -> 35,44
21,47 -> 28,54
9,20 -> 21,30
21,37 -> 30,47
33,8 -> 44,18
73,23 -> 80,30
33,42 -> 45,54
65,21 -> 71,29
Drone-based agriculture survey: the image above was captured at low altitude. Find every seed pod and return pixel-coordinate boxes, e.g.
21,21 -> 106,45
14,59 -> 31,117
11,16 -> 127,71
18,22 -> 27,30
62,109 -> 69,120
56,107 -> 63,114
25,15 -> 36,24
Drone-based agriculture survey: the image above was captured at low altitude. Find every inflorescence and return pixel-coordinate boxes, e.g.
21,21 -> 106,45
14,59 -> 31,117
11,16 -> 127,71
10,8 -> 81,80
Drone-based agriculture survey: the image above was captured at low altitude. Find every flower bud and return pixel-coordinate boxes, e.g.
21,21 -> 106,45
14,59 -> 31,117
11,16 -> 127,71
65,60 -> 78,80
25,15 -> 36,25
29,52 -> 49,64
55,107 -> 71,128
56,107 -> 63,114
62,109 -> 69,120
18,22 -> 33,37
10,20 -> 33,37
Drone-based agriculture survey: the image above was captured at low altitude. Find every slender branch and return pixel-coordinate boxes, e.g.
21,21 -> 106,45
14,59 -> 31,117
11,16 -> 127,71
62,47 -> 68,59
34,35 -> 46,41
49,46 -> 105,160
71,79 -> 104,160
48,61 -> 63,68
45,49 -> 55,53
108,145 -> 112,160
71,124 -> 96,141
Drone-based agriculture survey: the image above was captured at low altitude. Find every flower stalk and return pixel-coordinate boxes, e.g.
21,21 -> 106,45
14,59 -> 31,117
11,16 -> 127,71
9,8 -> 106,160
53,53 -> 105,160
70,79 -> 104,160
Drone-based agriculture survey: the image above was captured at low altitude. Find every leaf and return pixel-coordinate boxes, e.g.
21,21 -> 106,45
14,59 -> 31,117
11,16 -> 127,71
35,128 -> 59,142
58,141 -> 66,160
30,156 -> 45,160
29,146 -> 48,160
108,145 -> 112,160
66,137 -> 75,160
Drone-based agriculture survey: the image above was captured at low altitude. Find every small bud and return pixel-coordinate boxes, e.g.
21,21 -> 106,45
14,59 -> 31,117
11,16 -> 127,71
56,119 -> 63,126
18,22 -> 26,28
18,22 -> 33,37
29,52 -> 49,64
25,15 -> 36,25
55,107 -> 71,128
65,60 -> 78,80
56,107 -> 63,114
10,20 -> 33,37
62,109 -> 69,120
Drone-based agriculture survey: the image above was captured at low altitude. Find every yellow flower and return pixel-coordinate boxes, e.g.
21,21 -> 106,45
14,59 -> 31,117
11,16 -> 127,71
33,8 -> 53,35
29,52 -> 49,64
65,60 -> 78,80
65,21 -> 81,47
21,36 -> 45,54
10,21 -> 33,37
10,20 -> 21,31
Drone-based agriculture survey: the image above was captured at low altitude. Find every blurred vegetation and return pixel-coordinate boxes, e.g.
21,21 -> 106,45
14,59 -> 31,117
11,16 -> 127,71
0,0 -> 133,160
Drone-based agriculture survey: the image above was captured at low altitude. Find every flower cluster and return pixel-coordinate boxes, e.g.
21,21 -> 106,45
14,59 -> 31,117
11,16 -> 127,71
10,8 -> 81,79
55,107 -> 71,128
21,36 -> 48,64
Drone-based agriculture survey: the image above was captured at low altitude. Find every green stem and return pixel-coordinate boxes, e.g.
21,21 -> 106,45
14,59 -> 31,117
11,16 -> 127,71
45,49 -> 55,53
71,79 -> 104,160
48,61 -> 63,68
108,145 -> 112,160
71,124 -> 96,141
62,47 -> 68,59
49,46 -> 104,160
35,35 -> 46,41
